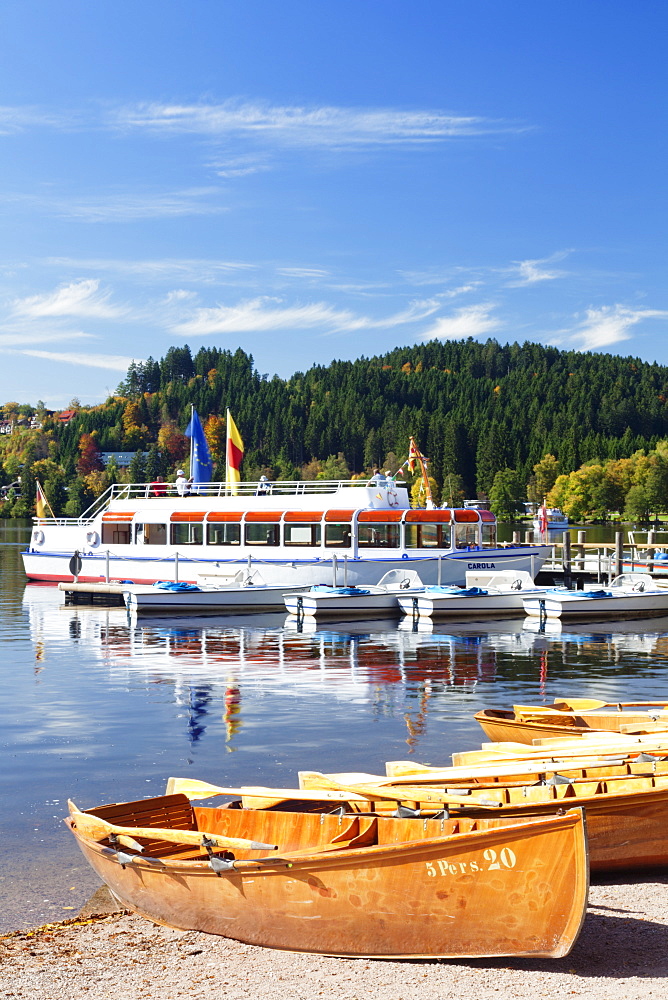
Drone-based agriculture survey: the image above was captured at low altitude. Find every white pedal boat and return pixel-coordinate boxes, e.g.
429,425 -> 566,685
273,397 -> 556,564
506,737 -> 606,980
124,570 -> 305,615
283,569 -> 424,619
397,570 -> 548,619
523,573 -> 668,620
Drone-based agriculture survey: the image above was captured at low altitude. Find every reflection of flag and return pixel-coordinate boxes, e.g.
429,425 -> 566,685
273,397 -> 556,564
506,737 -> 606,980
185,409 -> 213,483
35,480 -> 49,519
407,437 -> 424,473
226,409 -> 244,494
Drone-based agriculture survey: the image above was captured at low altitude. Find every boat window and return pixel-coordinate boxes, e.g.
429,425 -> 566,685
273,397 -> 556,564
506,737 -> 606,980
404,523 -> 451,549
135,523 -> 167,545
284,524 -> 322,547
245,523 -> 280,546
101,524 -> 130,545
357,523 -> 400,548
206,523 -> 241,546
454,522 -> 479,549
324,523 -> 352,548
170,522 -> 203,546
481,523 -> 497,547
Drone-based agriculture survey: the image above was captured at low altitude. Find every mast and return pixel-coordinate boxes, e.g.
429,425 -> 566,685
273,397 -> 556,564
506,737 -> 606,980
189,403 -> 194,481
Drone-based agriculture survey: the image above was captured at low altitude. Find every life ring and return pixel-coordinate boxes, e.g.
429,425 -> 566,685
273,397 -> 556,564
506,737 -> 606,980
86,530 -> 100,548
32,529 -> 44,546
387,488 -> 399,507
632,580 -> 645,592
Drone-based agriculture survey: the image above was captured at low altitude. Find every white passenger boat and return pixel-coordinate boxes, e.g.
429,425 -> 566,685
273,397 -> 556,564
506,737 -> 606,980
23,478 -> 549,588
283,569 -> 424,619
397,570 -> 549,619
523,573 -> 668,620
533,506 -> 569,533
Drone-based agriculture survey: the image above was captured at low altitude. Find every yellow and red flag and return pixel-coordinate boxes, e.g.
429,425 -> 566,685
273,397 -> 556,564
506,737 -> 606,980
35,480 -> 51,519
226,409 -> 244,494
407,437 -> 423,473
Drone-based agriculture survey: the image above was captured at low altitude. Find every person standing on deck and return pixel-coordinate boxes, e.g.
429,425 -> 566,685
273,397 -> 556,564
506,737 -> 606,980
175,470 -> 192,497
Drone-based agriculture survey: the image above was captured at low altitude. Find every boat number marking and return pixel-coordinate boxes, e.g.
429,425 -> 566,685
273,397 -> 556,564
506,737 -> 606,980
425,848 -> 517,878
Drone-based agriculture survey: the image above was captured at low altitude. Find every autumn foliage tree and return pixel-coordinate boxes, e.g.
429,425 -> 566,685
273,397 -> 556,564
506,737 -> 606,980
76,433 -> 103,475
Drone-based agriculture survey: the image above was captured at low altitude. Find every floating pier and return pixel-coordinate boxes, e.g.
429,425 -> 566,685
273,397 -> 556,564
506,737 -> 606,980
58,582 -> 128,606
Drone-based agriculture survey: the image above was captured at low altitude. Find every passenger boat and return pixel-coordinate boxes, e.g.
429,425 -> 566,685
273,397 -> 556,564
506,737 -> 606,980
397,570 -> 549,619
23,478 -> 548,587
66,792 -> 588,958
533,506 -> 569,534
283,569 -> 424,618
523,573 -> 668,620
474,698 -> 668,745
295,756 -> 668,872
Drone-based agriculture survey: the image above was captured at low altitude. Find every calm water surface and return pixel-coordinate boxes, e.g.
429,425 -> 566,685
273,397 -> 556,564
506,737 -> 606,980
3,519 -> 668,931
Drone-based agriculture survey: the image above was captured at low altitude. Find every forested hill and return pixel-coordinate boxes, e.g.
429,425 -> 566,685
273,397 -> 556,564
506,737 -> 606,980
0,340 -> 668,516
61,338 -> 668,496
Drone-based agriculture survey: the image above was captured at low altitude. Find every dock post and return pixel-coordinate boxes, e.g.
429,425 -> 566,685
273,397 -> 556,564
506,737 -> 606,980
513,531 -> 521,543
615,531 -> 623,579
174,551 -> 179,584
105,550 -> 110,584
577,531 -> 586,572
647,530 -> 656,573
562,532 -> 572,589
525,530 -> 534,544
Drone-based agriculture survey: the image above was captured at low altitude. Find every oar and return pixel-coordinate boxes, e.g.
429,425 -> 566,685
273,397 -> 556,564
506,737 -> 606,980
553,699 -> 668,712
165,777 -> 370,804
68,800 -> 277,851
297,772 -> 503,808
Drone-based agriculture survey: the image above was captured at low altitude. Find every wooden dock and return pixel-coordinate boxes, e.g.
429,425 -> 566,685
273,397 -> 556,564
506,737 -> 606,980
58,582 -> 128,606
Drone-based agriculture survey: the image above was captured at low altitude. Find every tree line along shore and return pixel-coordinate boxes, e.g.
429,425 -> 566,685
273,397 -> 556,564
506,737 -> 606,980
2,338 -> 668,522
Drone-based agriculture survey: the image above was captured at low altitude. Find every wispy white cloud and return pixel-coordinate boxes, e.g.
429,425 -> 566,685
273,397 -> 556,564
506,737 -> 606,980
0,105 -> 80,135
0,329 -> 94,347
506,251 -> 570,287
43,256 -> 255,281
276,267 -> 331,280
171,295 -> 440,336
11,279 -> 123,319
557,304 -> 668,351
52,188 -> 225,223
112,100 -> 527,148
16,350 -> 141,371
208,154 -> 272,178
419,303 -> 502,341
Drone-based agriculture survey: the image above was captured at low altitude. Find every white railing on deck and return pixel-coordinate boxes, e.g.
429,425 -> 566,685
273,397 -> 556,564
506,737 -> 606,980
33,479 -> 406,526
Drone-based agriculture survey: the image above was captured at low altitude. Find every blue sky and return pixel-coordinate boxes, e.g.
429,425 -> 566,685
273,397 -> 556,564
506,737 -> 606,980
1,1 -> 667,408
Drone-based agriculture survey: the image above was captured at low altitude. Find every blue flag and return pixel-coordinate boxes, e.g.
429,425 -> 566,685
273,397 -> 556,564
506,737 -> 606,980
185,409 -> 213,483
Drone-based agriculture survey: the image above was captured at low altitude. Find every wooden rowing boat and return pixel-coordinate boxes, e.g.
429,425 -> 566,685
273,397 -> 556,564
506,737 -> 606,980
67,793 -> 588,959
295,754 -> 668,873
474,699 -> 668,745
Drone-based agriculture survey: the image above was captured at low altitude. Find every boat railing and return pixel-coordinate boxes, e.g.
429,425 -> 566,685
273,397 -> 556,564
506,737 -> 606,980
35,479 -> 405,525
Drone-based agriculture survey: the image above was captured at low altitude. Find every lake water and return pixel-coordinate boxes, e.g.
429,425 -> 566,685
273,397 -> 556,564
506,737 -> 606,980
4,519 -> 668,932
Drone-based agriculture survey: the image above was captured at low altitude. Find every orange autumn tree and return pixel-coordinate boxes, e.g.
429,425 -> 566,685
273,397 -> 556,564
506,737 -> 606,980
76,433 -> 103,475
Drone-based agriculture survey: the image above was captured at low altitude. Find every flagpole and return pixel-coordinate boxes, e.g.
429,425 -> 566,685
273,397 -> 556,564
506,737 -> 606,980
189,404 -> 194,481
225,408 -> 230,496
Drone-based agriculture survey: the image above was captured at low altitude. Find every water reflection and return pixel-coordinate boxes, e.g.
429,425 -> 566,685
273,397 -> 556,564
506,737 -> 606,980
20,583 -> 668,761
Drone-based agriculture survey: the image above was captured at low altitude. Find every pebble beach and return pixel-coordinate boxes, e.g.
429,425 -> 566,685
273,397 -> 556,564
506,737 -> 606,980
2,876 -> 668,1000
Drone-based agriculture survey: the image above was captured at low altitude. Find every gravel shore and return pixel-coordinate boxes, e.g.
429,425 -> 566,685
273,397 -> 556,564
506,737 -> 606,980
2,875 -> 668,999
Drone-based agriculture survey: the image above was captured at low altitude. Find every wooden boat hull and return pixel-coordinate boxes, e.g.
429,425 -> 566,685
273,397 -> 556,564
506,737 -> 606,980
67,795 -> 588,959
475,708 -> 668,745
